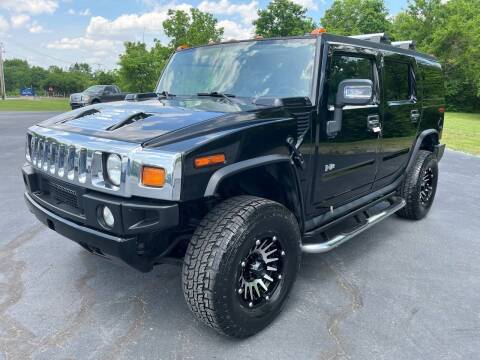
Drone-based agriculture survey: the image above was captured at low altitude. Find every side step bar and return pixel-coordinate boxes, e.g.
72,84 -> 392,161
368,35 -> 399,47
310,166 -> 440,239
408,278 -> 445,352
301,197 -> 406,254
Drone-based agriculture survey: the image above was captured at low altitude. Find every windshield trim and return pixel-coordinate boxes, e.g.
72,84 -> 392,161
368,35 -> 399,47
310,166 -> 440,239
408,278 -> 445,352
156,37 -> 321,107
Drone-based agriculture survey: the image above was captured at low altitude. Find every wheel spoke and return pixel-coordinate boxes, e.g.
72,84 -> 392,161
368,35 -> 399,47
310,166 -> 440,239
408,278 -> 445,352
263,274 -> 274,282
258,279 -> 268,291
253,282 -> 261,297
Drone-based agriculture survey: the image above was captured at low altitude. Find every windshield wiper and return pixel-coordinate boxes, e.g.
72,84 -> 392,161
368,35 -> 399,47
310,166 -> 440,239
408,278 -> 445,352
197,91 -> 236,104
157,90 -> 175,99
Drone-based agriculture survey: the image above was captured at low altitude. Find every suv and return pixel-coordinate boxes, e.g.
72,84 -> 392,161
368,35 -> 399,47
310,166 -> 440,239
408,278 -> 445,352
22,32 -> 445,338
69,85 -> 128,109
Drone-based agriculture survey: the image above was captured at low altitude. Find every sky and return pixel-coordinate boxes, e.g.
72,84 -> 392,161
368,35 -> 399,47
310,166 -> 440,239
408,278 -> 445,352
0,0 -> 409,71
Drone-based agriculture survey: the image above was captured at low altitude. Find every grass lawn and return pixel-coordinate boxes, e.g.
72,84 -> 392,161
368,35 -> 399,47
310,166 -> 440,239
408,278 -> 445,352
0,98 -> 70,112
443,112 -> 480,155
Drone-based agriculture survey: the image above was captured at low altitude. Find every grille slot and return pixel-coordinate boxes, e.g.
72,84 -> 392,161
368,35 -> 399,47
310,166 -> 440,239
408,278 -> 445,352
294,111 -> 311,139
47,180 -> 80,210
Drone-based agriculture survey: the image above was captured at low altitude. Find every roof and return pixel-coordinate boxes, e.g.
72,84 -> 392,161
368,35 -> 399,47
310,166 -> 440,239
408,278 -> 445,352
179,33 -> 438,63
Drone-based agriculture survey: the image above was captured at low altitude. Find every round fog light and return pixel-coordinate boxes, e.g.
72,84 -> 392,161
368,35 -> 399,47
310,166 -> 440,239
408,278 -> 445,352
102,206 -> 115,228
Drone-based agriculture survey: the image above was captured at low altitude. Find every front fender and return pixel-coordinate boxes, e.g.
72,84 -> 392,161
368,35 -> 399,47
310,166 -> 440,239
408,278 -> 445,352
204,154 -> 291,196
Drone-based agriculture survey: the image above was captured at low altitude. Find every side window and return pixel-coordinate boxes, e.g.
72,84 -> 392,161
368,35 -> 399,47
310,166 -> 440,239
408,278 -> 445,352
105,86 -> 115,93
328,55 -> 373,105
384,61 -> 411,101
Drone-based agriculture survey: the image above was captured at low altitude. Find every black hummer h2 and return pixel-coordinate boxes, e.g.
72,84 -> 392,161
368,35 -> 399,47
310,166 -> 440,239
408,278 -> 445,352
22,32 -> 446,338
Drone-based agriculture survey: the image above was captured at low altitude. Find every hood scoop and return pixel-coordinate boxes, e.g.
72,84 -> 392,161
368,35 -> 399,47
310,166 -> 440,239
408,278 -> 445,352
41,101 -> 226,143
61,108 -> 100,123
107,112 -> 152,131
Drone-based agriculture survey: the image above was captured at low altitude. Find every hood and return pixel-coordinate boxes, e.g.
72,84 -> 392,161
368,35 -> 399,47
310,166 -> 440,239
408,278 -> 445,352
39,100 -> 226,143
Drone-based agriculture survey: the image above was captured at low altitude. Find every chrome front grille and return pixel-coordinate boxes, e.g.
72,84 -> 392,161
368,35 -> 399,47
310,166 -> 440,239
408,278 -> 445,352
25,125 -> 183,201
28,133 -> 103,189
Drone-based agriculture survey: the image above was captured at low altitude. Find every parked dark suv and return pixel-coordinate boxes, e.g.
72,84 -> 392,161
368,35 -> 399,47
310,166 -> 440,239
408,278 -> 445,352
22,32 -> 445,338
69,85 -> 128,109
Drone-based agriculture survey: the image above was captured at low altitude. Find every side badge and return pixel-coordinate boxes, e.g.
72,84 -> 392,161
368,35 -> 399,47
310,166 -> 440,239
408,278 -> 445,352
325,163 -> 336,172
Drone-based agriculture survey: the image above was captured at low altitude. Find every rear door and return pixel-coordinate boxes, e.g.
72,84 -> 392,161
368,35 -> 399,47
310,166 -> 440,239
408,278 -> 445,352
374,54 -> 420,187
312,46 -> 381,209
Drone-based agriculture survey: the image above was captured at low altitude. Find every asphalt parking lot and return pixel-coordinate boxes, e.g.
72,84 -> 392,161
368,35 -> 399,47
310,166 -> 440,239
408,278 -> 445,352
0,111 -> 479,360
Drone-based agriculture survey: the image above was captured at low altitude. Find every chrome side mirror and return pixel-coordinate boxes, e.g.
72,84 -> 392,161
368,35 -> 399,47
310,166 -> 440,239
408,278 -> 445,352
326,79 -> 374,137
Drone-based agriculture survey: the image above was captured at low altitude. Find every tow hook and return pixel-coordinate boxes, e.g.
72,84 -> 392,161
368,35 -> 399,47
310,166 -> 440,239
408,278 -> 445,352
286,136 -> 306,170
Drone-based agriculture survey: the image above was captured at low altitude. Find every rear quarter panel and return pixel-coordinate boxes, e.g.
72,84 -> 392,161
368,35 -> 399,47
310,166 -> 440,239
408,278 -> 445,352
417,58 -> 445,138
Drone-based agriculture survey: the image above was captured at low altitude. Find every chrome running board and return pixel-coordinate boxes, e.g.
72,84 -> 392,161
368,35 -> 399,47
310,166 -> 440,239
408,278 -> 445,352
301,197 -> 406,254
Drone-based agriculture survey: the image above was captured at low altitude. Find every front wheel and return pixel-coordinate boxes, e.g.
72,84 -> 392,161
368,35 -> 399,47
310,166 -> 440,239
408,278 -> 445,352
182,196 -> 301,338
397,150 -> 439,220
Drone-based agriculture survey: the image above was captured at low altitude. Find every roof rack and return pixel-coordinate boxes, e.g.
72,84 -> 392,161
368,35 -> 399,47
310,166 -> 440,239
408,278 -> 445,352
391,40 -> 416,50
349,33 -> 390,44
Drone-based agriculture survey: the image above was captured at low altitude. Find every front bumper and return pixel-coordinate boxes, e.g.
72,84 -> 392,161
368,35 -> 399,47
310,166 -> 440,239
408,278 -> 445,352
23,165 -> 180,272
70,102 -> 86,109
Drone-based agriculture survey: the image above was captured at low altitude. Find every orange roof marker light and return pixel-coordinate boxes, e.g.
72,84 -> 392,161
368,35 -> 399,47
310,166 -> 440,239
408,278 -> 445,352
311,28 -> 327,36
176,44 -> 189,51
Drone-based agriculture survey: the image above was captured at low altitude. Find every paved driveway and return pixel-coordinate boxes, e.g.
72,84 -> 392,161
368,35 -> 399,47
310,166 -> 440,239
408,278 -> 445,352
1,112 -> 479,359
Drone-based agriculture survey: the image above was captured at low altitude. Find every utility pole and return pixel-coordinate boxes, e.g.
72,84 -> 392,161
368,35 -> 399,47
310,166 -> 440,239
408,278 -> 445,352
0,43 -> 6,100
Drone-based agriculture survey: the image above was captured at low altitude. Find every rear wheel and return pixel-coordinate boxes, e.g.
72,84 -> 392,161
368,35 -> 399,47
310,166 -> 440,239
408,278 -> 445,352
182,196 -> 301,338
397,150 -> 438,220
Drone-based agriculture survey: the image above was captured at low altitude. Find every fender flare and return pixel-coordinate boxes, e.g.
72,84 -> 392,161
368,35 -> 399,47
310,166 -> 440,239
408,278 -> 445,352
204,154 -> 306,231
204,154 -> 292,196
406,129 -> 439,172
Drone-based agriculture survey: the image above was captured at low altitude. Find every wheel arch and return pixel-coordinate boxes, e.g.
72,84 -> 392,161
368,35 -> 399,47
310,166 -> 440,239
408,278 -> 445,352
406,129 -> 439,172
204,155 -> 305,232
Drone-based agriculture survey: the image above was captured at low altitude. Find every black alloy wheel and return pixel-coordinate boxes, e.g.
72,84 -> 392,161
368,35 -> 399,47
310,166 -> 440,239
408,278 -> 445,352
182,196 -> 301,338
397,150 -> 439,220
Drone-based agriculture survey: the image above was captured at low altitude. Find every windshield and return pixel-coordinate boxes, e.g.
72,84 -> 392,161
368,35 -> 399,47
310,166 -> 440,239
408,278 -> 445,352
84,85 -> 105,93
156,39 -> 317,101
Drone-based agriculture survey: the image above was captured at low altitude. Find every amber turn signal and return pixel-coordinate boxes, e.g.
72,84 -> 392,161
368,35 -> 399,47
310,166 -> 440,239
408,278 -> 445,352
194,154 -> 226,168
142,166 -> 166,187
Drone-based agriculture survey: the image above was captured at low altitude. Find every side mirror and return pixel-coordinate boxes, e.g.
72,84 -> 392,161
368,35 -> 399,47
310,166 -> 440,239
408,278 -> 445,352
326,79 -> 374,137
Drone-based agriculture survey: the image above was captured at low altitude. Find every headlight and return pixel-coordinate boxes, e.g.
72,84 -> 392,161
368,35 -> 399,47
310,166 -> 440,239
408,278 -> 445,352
106,154 -> 122,186
82,95 -> 89,102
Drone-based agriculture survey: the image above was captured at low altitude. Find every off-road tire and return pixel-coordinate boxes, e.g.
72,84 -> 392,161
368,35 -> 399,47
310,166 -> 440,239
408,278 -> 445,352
182,196 -> 301,338
397,150 -> 438,220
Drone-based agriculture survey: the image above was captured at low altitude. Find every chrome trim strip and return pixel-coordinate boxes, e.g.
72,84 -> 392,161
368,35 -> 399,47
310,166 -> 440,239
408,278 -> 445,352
26,125 -> 182,201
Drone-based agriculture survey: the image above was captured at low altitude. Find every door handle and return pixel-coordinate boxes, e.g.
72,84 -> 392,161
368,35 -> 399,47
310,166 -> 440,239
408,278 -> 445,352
410,109 -> 420,122
367,115 -> 381,133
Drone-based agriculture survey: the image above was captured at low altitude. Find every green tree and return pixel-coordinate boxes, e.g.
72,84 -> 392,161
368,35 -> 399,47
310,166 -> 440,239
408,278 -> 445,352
92,70 -> 119,85
117,41 -> 172,92
392,0 -> 480,111
69,63 -> 92,75
163,8 -> 224,49
321,0 -> 391,35
253,0 -> 316,37
3,59 -> 31,94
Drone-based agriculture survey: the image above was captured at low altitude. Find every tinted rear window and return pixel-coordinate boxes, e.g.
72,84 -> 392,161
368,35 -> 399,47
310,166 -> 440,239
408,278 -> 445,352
422,65 -> 444,100
384,61 -> 411,101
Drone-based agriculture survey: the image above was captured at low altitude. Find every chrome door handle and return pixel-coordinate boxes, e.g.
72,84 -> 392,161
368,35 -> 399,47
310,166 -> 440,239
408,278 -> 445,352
367,115 -> 381,133
411,109 -> 420,122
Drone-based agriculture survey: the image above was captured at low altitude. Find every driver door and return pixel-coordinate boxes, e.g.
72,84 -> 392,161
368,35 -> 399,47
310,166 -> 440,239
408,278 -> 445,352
312,48 -> 381,209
